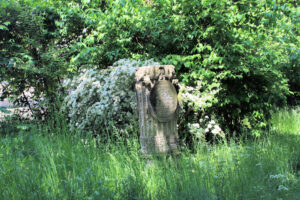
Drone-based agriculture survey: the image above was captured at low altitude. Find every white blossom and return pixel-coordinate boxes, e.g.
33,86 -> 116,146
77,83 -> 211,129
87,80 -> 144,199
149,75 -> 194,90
269,174 -> 286,179
62,59 -> 159,133
277,185 -> 289,191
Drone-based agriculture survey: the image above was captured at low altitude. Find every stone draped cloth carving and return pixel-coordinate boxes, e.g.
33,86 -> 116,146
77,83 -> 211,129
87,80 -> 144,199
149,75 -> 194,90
135,65 -> 179,154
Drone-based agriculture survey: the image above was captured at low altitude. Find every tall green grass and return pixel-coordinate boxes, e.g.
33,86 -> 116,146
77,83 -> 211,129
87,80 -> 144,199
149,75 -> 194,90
270,108 -> 300,135
0,109 -> 299,199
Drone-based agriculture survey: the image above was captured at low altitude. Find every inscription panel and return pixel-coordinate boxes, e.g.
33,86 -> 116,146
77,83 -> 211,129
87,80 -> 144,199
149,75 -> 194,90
149,80 -> 178,122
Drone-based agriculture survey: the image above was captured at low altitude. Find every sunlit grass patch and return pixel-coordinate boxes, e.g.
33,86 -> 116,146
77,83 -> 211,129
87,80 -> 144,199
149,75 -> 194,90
270,107 -> 300,135
0,108 -> 299,199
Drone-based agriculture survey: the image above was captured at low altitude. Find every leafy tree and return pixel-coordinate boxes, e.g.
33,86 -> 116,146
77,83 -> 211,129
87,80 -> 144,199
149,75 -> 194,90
0,1 -> 67,117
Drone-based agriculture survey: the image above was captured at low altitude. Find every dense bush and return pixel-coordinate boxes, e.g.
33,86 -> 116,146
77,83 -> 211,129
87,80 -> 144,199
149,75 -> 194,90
0,1 -> 67,118
64,0 -> 296,136
62,59 -> 159,135
1,0 -> 298,138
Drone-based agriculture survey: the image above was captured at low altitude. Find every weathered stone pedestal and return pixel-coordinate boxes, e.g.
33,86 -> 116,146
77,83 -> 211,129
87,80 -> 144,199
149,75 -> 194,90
135,65 -> 179,155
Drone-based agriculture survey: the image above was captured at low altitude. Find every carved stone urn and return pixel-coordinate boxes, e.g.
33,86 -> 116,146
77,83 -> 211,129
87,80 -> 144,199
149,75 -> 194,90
135,65 -> 179,155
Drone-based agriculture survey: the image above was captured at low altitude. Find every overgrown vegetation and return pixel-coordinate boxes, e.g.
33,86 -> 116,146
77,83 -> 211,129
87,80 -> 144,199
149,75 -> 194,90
0,109 -> 299,199
0,1 -> 299,198
1,0 -> 299,138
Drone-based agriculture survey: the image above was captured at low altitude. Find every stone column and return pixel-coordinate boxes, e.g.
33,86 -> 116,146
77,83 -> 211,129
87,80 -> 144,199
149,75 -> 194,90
135,65 -> 179,155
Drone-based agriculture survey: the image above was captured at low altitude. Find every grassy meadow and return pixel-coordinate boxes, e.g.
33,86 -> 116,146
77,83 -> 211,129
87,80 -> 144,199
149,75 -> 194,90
0,109 -> 299,200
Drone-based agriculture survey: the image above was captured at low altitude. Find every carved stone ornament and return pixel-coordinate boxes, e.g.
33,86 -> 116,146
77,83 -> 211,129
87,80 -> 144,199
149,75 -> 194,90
135,65 -> 180,155
149,80 -> 178,122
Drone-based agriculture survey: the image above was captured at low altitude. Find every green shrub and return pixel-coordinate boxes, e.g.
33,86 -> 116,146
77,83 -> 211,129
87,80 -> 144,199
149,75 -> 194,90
0,1 -> 68,118
1,0 -> 298,138
67,0 -> 294,137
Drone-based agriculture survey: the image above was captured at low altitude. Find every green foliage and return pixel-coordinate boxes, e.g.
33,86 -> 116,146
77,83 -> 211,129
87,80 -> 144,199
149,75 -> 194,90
59,0 -> 297,136
1,0 -> 298,137
0,1 -> 68,117
157,0 -> 294,136
0,107 -> 10,114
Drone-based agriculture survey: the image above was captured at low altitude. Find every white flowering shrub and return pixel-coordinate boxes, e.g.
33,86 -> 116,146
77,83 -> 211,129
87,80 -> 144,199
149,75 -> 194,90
179,80 -> 220,112
178,80 -> 225,141
187,117 -> 225,142
63,59 -> 159,134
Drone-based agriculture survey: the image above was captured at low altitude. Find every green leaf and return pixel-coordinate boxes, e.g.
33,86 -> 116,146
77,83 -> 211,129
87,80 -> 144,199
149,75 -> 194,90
0,107 -> 11,114
3,21 -> 10,26
1,67 -> 5,73
0,25 -> 8,30
17,125 -> 30,131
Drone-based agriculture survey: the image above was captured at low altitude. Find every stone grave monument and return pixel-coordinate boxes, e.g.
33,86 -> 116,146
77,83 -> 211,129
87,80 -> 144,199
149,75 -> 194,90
135,65 -> 179,155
